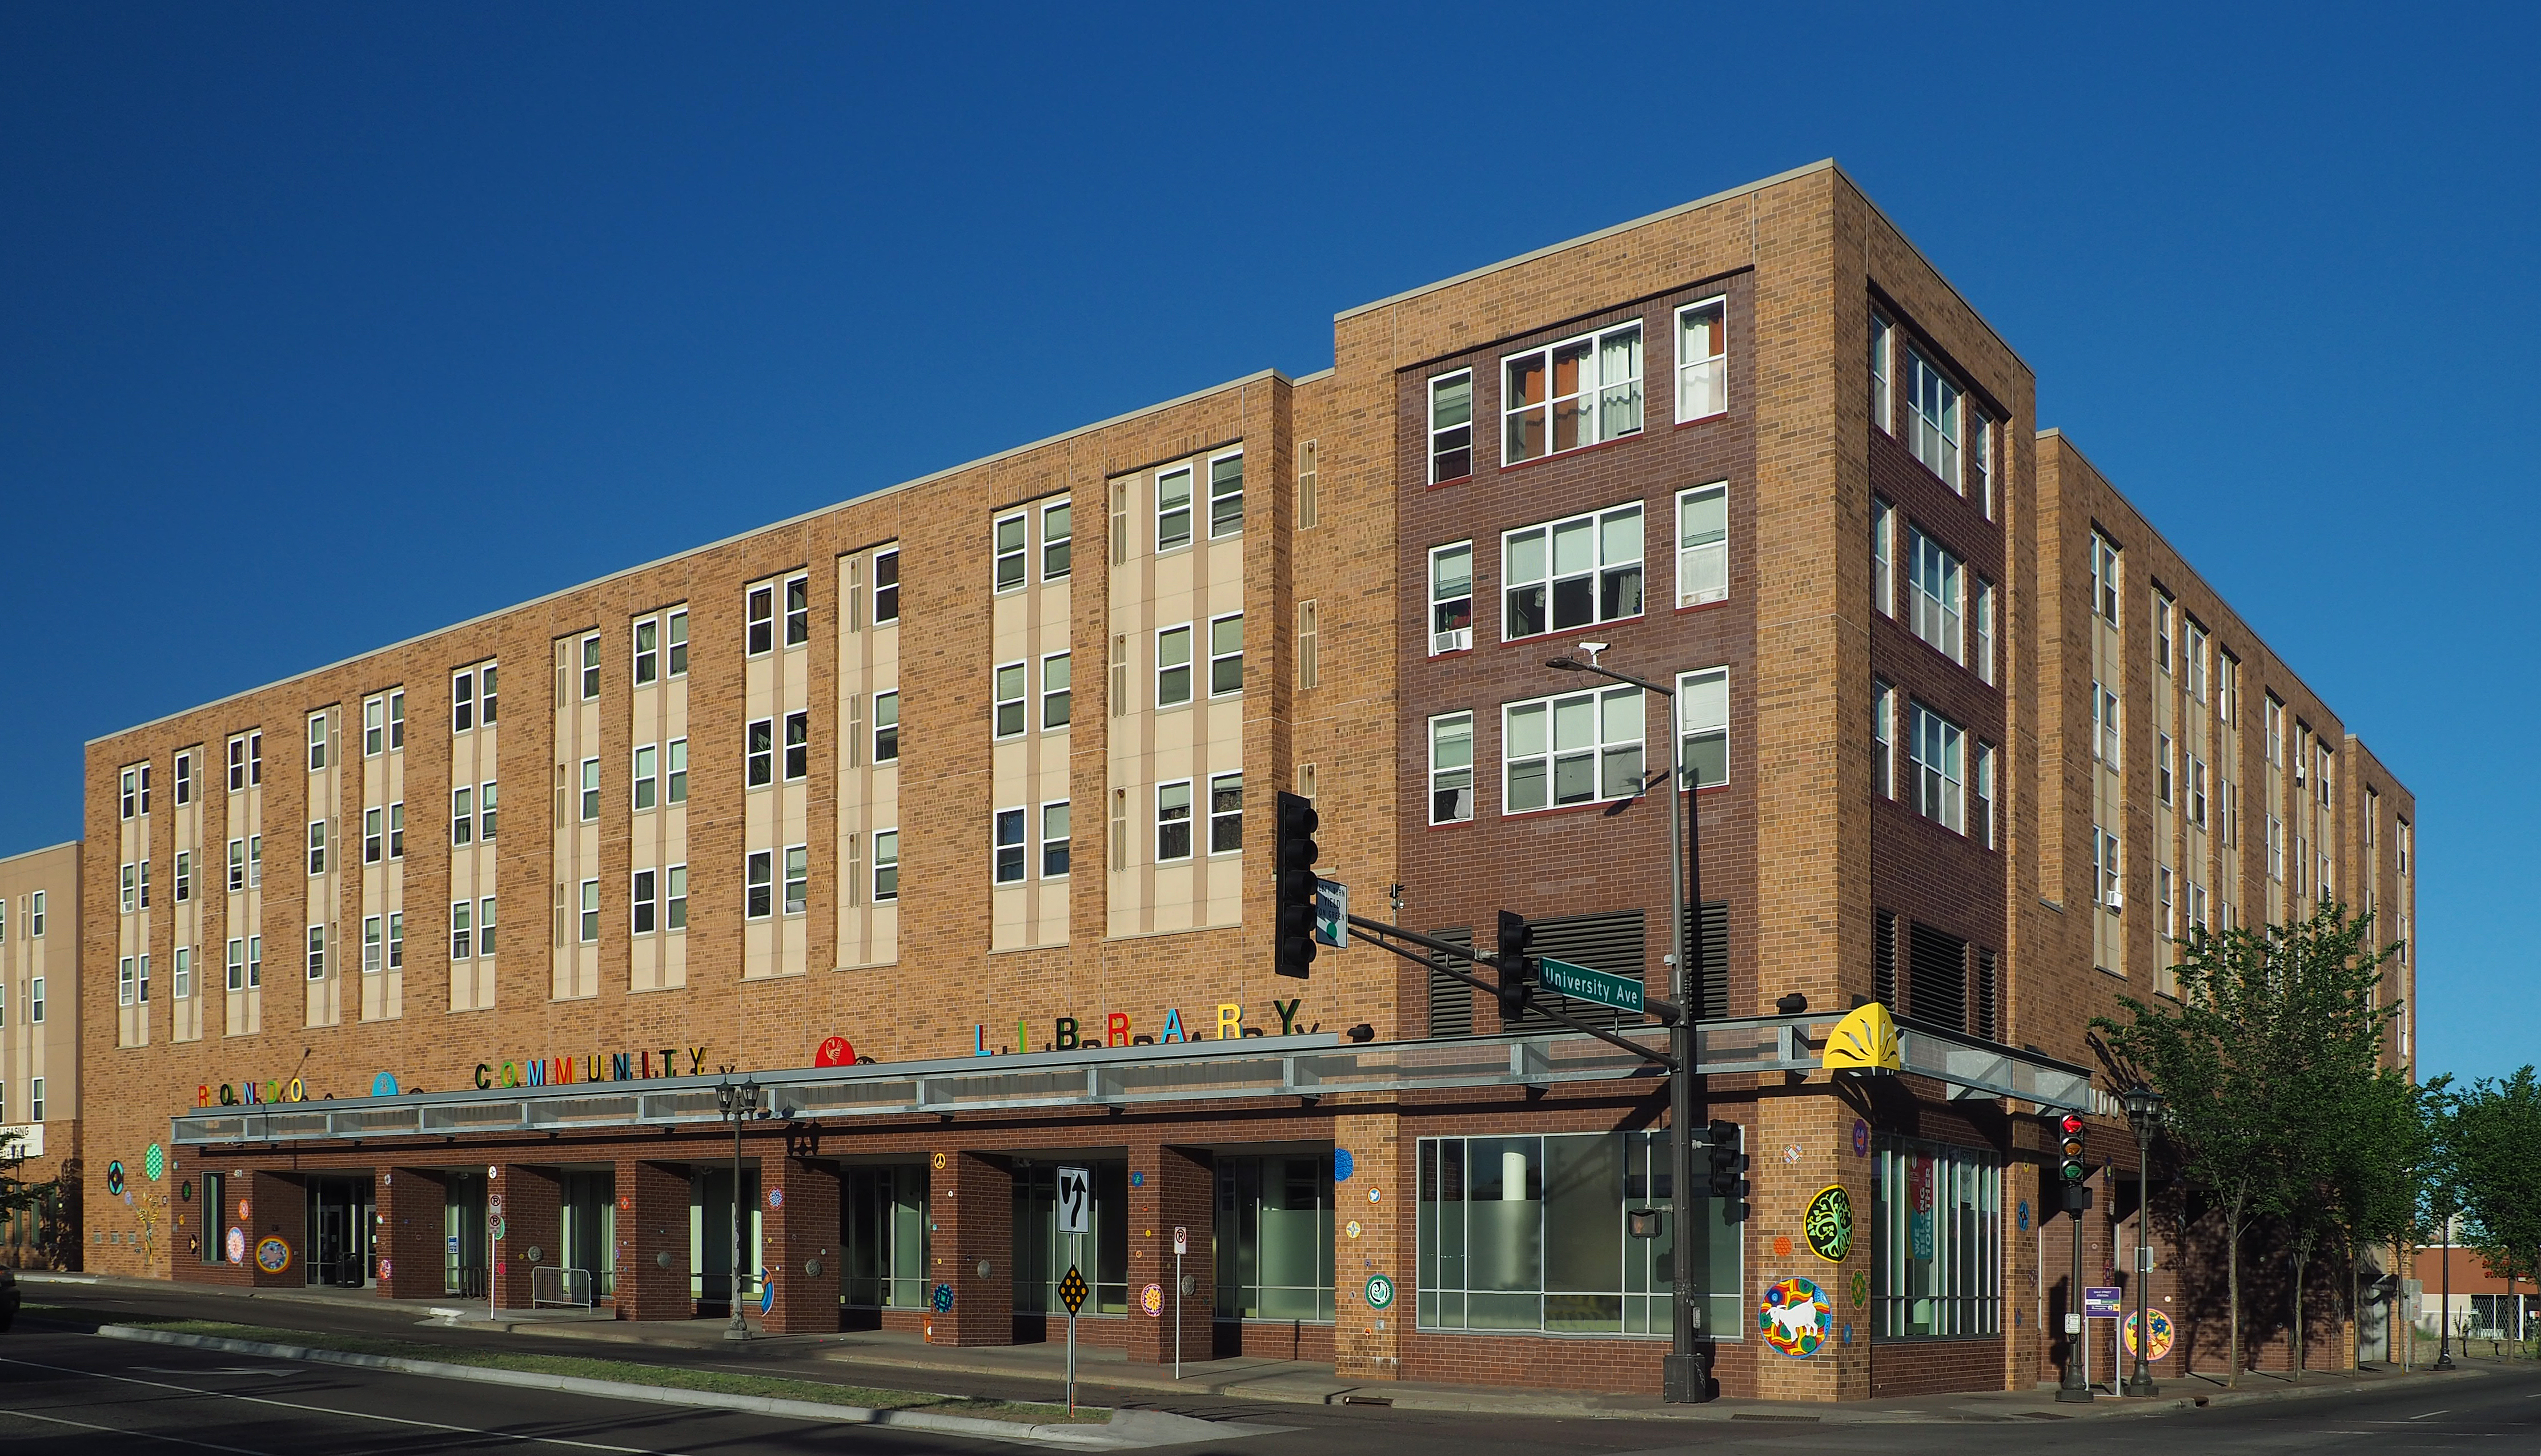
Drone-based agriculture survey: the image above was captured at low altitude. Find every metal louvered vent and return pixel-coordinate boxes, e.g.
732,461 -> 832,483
1975,949 -> 1998,1040
1507,909 -> 1645,1032
1874,910 -> 1898,1010
1909,923 -> 1968,1033
1678,901 -> 1731,1019
1427,927 -> 1475,1038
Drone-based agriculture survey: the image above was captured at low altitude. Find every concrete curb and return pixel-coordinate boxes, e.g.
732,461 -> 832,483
94,1325 -> 1150,1449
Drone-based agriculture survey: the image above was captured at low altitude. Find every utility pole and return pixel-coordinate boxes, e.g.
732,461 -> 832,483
717,1077 -> 758,1341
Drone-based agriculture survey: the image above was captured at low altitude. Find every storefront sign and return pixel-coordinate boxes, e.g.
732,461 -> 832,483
255,1236 -> 293,1273
474,1046 -> 712,1090
1758,1276 -> 1831,1358
1803,1185 -> 1854,1263
197,1077 -> 310,1107
2083,1286 -> 2123,1319
968,999 -> 1310,1056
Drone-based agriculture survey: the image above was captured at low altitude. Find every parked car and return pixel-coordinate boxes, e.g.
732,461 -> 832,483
0,1265 -> 18,1331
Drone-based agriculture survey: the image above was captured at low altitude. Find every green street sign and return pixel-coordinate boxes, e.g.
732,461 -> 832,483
1537,956 -> 1643,1014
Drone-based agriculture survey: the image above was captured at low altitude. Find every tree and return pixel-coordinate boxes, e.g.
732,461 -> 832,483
2097,901 -> 2397,1386
2448,1068 -> 2541,1309
2333,1068 -> 2446,1367
0,1129 -> 63,1265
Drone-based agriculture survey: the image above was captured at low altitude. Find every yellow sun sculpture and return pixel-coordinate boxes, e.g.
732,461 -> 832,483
1821,1002 -> 1902,1073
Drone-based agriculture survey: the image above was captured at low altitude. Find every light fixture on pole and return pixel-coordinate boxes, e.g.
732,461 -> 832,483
716,1077 -> 760,1341
1548,649 -> 1702,1402
2119,1083 -> 2164,1396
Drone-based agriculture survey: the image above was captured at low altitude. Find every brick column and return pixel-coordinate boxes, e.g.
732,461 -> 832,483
1334,1113 -> 1402,1381
1124,1140 -> 1213,1365
761,1149 -> 841,1334
925,1149 -> 1011,1346
489,1164 -> 561,1312
247,1171 -> 306,1288
1748,1097 -> 1872,1401
613,1158 -> 693,1321
375,1168 -> 448,1300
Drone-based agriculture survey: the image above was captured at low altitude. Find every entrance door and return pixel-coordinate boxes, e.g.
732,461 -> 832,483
305,1177 -> 375,1288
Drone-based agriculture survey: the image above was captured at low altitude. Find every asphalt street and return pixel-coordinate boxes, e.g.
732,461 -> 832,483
5,1282 -> 2538,1454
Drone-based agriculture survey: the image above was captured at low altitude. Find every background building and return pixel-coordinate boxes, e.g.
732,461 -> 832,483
70,160 -> 2414,1400
1,840 -> 79,1268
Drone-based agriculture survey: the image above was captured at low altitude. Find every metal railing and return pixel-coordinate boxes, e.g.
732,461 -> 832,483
532,1266 -> 593,1309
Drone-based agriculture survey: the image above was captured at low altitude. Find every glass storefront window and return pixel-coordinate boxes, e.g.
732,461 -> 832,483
842,1165 -> 929,1309
1872,1139 -> 2001,1338
559,1171 -> 617,1297
1417,1131 -> 1741,1338
1215,1155 -> 1335,1321
690,1167 -> 764,1308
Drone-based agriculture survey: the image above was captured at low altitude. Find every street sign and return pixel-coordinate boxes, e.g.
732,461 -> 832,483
1313,879 -> 1347,947
1059,1265 -> 1089,1316
1055,1166 -> 1091,1234
488,1216 -> 506,1241
2083,1286 -> 2123,1318
1173,1225 -> 1187,1255
1538,956 -> 1643,1014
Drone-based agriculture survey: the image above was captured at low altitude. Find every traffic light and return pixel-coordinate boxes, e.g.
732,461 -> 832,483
1495,910 -> 1534,1019
1705,1119 -> 1750,1224
1274,792 -> 1320,979
2056,1112 -> 2090,1212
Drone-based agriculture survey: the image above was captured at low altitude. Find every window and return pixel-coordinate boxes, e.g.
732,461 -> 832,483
784,846 -> 808,914
784,574 -> 809,647
665,866 -> 688,930
469,896 -> 492,958
176,750 -> 195,805
1041,802 -> 1070,878
481,665 -> 499,725
119,955 -> 134,1006
745,851 -> 773,919
580,759 -> 600,821
1906,348 -> 1961,489
1874,679 -> 1896,799
1209,773 -> 1243,853
174,945 -> 191,998
451,901 -> 472,959
872,693 -> 899,762
1872,1140 -> 2001,1337
244,938 -> 258,987
2189,755 -> 2209,827
228,735 -> 248,791
2154,593 -> 2174,674
175,850 -> 192,902
667,738 -> 689,802
748,584 -> 775,655
1429,371 -> 1474,482
452,787 -> 473,844
139,764 -> 154,813
1870,313 -> 1894,433
1296,600 -> 1319,689
248,733 -> 263,783
1968,411 -> 1994,518
984,510 -> 1031,593
668,609 -> 689,675
477,783 -> 496,840
2093,682 -> 2121,766
228,839 -> 245,892
362,917 -> 382,976
363,809 -> 383,864
26,972 -> 41,1019
1502,503 -> 1642,639
1977,745 -> 1998,849
386,689 -> 404,748
2186,622 -> 2210,700
994,663 -> 1027,737
307,819 -> 327,875
633,618 -> 659,684
388,912 -> 403,970
872,549 -> 900,624
1209,614 -> 1244,696
634,745 -> 658,810
1155,781 -> 1193,861
580,634 -> 601,699
121,862 -> 136,913
248,836 -> 260,887
1156,465 -> 1193,553
365,697 -> 386,755
995,810 -> 1026,883
1429,712 -> 1474,824
305,925 -> 326,980
2090,534 -> 2121,625
119,766 -> 136,819
308,712 -> 328,770
2266,695 -> 2285,766
25,1079 -> 37,1124
570,878 -> 596,943
139,952 -> 151,1002
746,719 -> 774,787
1209,451 -> 1244,538
1909,702 -> 1966,832
1429,542 -> 1474,654
1503,320 -> 1642,464
390,803 -> 407,858
1676,483 -> 1727,608
2096,827 -> 2123,910
1043,500 -> 1073,580
633,870 -> 657,934
1975,582 -> 1996,685
871,832 -> 899,902
1675,297 -> 1727,421
2158,733 -> 2175,804
784,711 -> 808,780
1677,667 -> 1729,789
1156,626 -> 1193,707
1042,653 -> 1071,730
1872,498 -> 1895,617
227,938 -> 245,992
1906,525 -> 1964,663
452,669 -> 476,731
1504,685 -> 1643,813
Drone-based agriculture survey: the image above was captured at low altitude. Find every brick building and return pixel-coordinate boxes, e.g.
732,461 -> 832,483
1,840 -> 79,1268
70,160 -> 2414,1400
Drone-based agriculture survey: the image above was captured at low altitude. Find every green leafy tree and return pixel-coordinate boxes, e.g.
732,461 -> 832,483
2334,1069 -> 2445,1367
2448,1068 -> 2541,1307
0,1129 -> 63,1264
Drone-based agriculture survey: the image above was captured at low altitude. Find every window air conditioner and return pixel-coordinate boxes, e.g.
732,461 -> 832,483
2106,888 -> 2125,911
1432,628 -> 1471,655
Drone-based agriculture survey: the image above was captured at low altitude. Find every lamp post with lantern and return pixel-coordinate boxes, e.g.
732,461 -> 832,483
2121,1083 -> 2165,1395
716,1077 -> 760,1341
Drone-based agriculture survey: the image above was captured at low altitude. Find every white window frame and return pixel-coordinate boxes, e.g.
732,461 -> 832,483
1208,613 -> 1244,698
363,808 -> 383,864
666,864 -> 689,930
668,737 -> 689,802
1041,652 -> 1071,730
579,879 -> 600,943
1208,449 -> 1244,540
1675,296 -> 1727,422
1501,502 -> 1644,642
668,608 -> 690,675
783,845 -> 808,915
479,782 -> 496,840
1155,625 -> 1194,707
1873,679 -> 1896,799
1905,347 -> 1962,489
2091,534 -> 2121,626
227,938 -> 245,992
2154,593 -> 2174,674
452,667 -> 477,732
633,744 -> 659,810
364,696 -> 386,756
580,633 -> 601,701
1975,581 -> 1997,685
175,848 -> 192,903
1502,685 -> 1645,815
784,711 -> 808,781
1872,498 -> 1895,617
745,850 -> 773,920
872,548 -> 900,624
1906,524 -> 1964,665
1428,370 -> 1474,484
1677,667 -> 1729,790
1502,320 -> 1643,465
747,583 -> 776,656
580,758 -> 600,821
994,662 -> 1028,738
872,694 -> 898,763
746,718 -> 773,787
362,916 -> 382,976
784,573 -> 809,647
1155,465 -> 1194,554
307,712 -> 328,771
1208,772 -> 1243,855
1042,499 -> 1073,581
994,809 -> 1027,884
870,832 -> 899,902
2158,733 -> 2175,805
175,944 -> 192,999
226,840 -> 246,891
1155,779 -> 1194,862
1676,482 -> 1728,608
306,819 -> 327,876
1909,701 -> 1966,833
451,900 -> 473,960
633,616 -> 659,685
1870,312 -> 1894,433
994,511 -> 1029,593
388,912 -> 403,970
1969,409 -> 1994,518
1428,711 -> 1475,825
2185,621 -> 2210,700
1041,801 -> 1071,878
633,869 -> 658,934
1428,541 -> 1474,654
305,925 -> 325,982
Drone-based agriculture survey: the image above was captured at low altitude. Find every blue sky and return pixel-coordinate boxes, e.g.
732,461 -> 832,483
4,5 -> 2531,1083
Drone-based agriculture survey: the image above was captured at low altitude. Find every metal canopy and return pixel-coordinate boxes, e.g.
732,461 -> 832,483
167,1015 -> 2092,1148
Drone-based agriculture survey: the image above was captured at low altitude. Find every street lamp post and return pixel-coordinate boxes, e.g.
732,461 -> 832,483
2120,1083 -> 2165,1395
716,1077 -> 760,1341
1548,651 -> 1702,1402
2436,1206 -> 2456,1370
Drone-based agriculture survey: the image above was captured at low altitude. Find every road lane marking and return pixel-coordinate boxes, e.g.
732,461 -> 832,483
2410,1409 -> 2454,1419
0,1405 -> 276,1455
0,1357 -> 697,1455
